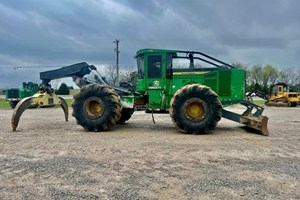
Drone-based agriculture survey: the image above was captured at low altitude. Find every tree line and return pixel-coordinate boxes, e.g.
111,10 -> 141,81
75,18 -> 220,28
234,62 -> 300,93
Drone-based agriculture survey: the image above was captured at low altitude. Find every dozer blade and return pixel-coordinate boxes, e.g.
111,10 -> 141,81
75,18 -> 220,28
240,115 -> 269,136
222,100 -> 269,136
12,97 -> 35,131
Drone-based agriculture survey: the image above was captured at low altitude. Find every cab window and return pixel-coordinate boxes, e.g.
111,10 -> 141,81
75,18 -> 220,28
148,55 -> 162,78
136,55 -> 144,79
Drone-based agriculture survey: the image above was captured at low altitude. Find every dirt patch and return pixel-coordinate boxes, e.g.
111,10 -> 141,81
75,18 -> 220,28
0,106 -> 299,199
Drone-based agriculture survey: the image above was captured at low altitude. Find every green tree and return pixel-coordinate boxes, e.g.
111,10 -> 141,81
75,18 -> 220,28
55,83 -> 70,95
248,65 -> 263,92
261,64 -> 279,92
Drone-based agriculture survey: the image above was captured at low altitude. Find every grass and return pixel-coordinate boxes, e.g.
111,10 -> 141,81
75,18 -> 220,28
65,99 -> 73,107
0,98 -> 10,109
70,89 -> 79,96
252,100 -> 266,106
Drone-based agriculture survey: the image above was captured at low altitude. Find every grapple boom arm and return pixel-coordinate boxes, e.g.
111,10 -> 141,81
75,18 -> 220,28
40,62 -> 97,84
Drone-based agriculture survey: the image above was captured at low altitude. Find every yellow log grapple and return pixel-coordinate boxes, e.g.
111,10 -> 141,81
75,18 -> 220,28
12,90 -> 68,131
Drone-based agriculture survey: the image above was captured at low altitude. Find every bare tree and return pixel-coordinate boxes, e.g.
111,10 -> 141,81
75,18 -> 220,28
279,69 -> 289,83
120,67 -> 134,83
286,68 -> 299,85
233,62 -> 248,69
279,67 -> 300,86
105,65 -> 138,87
105,65 -> 118,86
295,68 -> 300,86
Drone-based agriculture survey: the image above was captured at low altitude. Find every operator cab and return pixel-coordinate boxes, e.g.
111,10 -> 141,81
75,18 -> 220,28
136,49 -> 234,79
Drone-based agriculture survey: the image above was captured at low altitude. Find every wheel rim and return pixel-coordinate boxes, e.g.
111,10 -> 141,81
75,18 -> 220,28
184,98 -> 207,121
84,97 -> 104,119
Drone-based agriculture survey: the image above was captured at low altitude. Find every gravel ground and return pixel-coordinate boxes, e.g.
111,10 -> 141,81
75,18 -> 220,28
0,105 -> 299,200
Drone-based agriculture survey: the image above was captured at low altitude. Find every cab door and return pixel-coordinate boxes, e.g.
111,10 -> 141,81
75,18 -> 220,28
145,54 -> 166,109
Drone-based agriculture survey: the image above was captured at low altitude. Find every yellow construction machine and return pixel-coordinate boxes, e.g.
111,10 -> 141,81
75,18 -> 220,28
247,82 -> 300,107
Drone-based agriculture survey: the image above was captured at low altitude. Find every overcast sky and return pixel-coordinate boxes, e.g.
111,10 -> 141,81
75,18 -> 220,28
0,0 -> 299,88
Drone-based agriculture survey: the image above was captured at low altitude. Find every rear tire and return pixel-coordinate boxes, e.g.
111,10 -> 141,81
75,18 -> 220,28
72,84 -> 122,131
170,84 -> 222,134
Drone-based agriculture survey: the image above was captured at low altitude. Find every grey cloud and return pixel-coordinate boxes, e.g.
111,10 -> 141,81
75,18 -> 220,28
0,0 -> 299,88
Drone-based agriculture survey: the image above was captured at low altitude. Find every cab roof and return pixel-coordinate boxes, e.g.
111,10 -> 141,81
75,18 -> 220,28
136,48 -> 177,56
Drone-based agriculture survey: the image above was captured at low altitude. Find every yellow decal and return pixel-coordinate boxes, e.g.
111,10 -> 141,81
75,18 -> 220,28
173,71 -> 209,75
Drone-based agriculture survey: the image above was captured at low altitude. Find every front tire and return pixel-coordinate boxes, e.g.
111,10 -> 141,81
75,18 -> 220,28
170,84 -> 222,134
72,84 -> 122,131
117,108 -> 134,124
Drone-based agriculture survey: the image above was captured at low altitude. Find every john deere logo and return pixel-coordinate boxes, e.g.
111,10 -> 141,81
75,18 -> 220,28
153,81 -> 160,87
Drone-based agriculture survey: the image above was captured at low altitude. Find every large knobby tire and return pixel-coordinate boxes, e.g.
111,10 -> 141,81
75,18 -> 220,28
170,84 -> 222,134
117,108 -> 134,124
72,84 -> 122,131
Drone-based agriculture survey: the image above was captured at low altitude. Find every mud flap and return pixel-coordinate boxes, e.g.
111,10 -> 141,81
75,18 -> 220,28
222,101 -> 269,136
